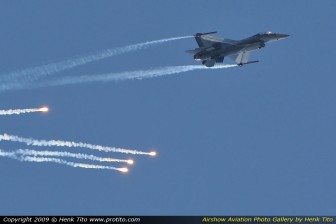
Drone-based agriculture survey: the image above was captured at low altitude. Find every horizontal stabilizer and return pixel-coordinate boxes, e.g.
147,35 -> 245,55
185,49 -> 198,54
185,47 -> 212,55
238,61 -> 259,66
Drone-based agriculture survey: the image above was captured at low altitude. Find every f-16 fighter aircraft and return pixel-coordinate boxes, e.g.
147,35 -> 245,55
186,31 -> 289,67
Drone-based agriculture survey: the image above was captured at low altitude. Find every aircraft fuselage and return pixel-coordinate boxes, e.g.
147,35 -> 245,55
189,31 -> 289,66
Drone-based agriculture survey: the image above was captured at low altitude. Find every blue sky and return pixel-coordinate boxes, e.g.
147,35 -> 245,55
0,0 -> 335,215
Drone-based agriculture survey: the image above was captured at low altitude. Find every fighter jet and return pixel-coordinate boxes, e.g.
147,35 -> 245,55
186,31 -> 289,67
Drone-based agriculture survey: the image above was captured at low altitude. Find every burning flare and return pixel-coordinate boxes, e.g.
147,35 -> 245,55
39,107 -> 49,112
149,151 -> 157,157
118,167 -> 129,173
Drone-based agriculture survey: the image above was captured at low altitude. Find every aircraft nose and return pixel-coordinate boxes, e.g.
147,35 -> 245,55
275,34 -> 290,40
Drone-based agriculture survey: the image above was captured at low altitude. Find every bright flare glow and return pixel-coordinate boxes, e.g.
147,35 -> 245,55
127,160 -> 134,165
149,151 -> 157,157
39,107 -> 49,112
118,167 -> 128,173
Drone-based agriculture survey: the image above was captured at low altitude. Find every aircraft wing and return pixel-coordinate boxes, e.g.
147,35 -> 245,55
197,37 -> 237,49
229,51 -> 251,64
195,33 -> 237,48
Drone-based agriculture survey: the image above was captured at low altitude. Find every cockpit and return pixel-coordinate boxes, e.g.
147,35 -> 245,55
252,31 -> 273,38
258,31 -> 272,35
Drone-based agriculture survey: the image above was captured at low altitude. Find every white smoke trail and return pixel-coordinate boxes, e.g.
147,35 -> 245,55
14,149 -> 133,164
0,107 -> 48,116
0,150 -> 127,172
22,156 -> 128,172
0,36 -> 191,87
0,133 -> 155,156
34,64 -> 238,88
0,150 -> 16,159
